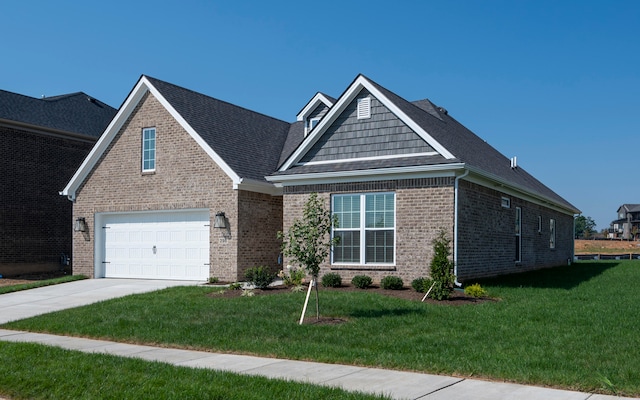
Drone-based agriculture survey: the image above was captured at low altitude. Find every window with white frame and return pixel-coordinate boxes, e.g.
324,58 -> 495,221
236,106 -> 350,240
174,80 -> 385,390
515,207 -> 521,263
549,218 -> 556,249
332,193 -> 395,264
501,197 -> 511,208
142,127 -> 156,172
357,97 -> 371,119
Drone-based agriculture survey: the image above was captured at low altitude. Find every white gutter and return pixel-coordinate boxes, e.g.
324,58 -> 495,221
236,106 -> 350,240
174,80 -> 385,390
453,169 -> 470,287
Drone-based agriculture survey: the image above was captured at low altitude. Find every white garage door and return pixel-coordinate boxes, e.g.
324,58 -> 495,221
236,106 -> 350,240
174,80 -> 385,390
102,210 -> 210,280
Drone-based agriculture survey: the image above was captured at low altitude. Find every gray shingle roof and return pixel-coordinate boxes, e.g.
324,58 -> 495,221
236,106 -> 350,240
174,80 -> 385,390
274,75 -> 577,212
0,89 -> 116,138
146,76 -> 292,182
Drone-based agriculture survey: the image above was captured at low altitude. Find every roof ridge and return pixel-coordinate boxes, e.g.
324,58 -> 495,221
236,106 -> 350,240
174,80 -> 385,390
144,75 -> 291,125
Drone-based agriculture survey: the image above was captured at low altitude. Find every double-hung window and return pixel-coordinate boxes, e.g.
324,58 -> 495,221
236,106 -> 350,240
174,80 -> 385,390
332,193 -> 395,265
142,127 -> 156,172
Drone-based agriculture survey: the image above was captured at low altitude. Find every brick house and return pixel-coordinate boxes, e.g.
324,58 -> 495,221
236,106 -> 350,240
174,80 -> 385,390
269,75 -> 580,283
62,74 -> 579,283
0,89 -> 116,277
61,76 -> 289,281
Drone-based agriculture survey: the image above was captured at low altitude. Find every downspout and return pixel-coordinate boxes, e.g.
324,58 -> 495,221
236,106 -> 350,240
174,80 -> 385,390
453,169 -> 470,287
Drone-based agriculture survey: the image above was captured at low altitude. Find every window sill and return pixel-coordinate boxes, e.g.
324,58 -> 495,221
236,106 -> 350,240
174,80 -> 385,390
331,265 -> 396,271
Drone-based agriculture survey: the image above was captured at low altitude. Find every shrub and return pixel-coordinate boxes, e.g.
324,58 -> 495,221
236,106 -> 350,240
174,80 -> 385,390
244,266 -> 276,289
321,273 -> 342,288
351,275 -> 372,289
464,283 -> 487,298
208,277 -> 219,284
278,265 -> 305,287
411,277 -> 433,293
380,275 -> 404,290
228,282 -> 242,290
429,229 -> 455,300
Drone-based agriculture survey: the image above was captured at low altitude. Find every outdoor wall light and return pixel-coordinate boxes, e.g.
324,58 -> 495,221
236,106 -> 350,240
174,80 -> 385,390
214,212 -> 227,229
74,217 -> 87,232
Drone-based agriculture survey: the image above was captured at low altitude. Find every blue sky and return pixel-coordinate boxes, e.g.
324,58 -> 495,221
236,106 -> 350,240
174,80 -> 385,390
2,1 -> 638,230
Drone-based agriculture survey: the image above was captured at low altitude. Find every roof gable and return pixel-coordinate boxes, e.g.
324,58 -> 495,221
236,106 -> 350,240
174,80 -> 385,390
0,89 -> 116,138
299,88 -> 437,165
62,76 -> 291,200
279,75 -> 455,171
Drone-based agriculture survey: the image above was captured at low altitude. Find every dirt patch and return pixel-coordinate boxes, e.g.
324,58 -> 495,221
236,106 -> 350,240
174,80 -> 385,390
0,271 -> 68,287
575,239 -> 640,254
207,283 -> 493,306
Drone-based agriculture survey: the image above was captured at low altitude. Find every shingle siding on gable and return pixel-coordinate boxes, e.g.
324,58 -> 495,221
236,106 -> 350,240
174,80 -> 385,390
300,90 -> 435,163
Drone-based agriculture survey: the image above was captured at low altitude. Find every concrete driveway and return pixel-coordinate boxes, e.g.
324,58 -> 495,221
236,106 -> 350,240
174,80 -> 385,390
0,278 -> 201,324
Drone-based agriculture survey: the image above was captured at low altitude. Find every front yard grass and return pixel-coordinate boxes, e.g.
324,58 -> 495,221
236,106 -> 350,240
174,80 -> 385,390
3,260 -> 640,397
0,341 -> 386,400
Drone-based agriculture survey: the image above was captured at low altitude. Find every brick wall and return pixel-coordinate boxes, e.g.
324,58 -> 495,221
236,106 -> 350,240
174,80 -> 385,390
0,125 -> 94,276
72,92 -> 280,282
456,180 -> 574,281
282,177 -> 455,285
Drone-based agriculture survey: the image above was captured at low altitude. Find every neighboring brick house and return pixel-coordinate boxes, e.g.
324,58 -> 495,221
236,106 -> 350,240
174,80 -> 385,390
62,74 -> 579,283
269,75 -> 580,283
0,89 -> 116,277
609,204 -> 640,240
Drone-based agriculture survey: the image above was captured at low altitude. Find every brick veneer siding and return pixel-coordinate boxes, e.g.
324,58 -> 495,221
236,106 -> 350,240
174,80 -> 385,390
237,190 -> 283,278
456,180 -> 574,281
0,124 -> 95,276
72,92 -> 281,281
282,178 -> 455,285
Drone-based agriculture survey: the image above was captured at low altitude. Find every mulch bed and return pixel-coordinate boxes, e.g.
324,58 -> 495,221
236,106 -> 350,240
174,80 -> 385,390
208,283 -> 493,306
0,271 -> 68,287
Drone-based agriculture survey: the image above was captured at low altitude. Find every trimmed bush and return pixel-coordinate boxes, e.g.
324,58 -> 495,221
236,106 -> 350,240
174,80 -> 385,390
244,266 -> 276,289
351,275 -> 372,289
411,277 -> 433,293
321,273 -> 342,288
464,283 -> 487,298
380,275 -> 404,290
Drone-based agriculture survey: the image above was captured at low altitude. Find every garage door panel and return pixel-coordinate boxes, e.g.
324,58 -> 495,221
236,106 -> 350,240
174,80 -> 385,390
103,210 -> 210,281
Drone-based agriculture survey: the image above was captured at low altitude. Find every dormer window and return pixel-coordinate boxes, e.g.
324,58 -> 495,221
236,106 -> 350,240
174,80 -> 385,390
308,117 -> 320,132
357,97 -> 371,119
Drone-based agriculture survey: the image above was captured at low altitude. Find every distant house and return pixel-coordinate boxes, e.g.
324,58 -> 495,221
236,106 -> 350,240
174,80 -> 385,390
62,74 -> 579,283
609,204 -> 640,240
0,89 -> 116,277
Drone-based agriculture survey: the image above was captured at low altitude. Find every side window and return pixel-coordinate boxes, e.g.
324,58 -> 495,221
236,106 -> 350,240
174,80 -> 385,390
549,219 -> 556,249
515,207 -> 521,263
142,127 -> 156,172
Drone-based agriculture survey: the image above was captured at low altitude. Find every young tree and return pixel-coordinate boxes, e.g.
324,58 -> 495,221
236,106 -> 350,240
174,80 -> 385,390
429,229 -> 455,300
278,193 -> 339,321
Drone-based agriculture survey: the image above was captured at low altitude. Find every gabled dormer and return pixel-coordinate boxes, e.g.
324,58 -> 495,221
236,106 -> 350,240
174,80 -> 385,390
296,92 -> 335,136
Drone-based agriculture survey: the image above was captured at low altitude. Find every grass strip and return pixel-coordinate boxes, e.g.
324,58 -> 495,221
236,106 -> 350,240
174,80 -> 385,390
0,275 -> 86,295
0,341 -> 387,400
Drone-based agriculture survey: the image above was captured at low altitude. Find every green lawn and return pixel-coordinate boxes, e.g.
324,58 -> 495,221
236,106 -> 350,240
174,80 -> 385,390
0,342 -> 386,400
3,260 -> 640,397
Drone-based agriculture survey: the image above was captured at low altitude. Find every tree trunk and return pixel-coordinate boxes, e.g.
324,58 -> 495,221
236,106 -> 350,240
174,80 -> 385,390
314,274 -> 320,320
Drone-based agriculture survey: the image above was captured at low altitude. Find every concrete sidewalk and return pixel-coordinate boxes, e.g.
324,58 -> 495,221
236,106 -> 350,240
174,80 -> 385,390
0,279 -> 636,400
0,329 -> 629,400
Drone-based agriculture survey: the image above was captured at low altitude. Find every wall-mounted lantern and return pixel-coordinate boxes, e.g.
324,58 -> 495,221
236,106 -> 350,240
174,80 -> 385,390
74,217 -> 87,232
214,212 -> 227,229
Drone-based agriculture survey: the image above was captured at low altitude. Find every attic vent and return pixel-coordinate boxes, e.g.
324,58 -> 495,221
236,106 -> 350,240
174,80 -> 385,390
438,107 -> 448,115
357,97 -> 371,119
510,156 -> 518,169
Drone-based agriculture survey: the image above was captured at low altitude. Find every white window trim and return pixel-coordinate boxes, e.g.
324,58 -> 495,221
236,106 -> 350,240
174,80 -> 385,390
142,127 -> 156,172
331,192 -> 396,266
501,197 -> 511,208
357,97 -> 371,119
515,207 -> 522,263
305,117 -> 321,137
550,218 -> 556,249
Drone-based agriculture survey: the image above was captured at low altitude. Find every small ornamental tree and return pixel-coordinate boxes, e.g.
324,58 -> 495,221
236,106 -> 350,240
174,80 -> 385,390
278,193 -> 339,320
429,229 -> 455,300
